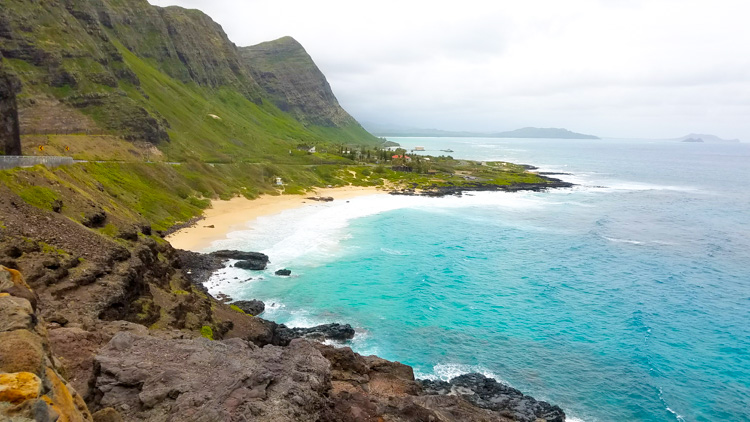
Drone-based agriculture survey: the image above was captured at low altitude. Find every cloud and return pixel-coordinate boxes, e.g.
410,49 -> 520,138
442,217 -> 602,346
149,0 -> 750,139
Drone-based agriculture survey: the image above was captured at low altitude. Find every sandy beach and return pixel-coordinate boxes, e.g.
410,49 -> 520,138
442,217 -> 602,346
165,185 -> 385,251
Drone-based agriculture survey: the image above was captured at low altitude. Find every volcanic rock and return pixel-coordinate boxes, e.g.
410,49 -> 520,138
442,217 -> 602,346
420,373 -> 565,422
231,299 -> 265,316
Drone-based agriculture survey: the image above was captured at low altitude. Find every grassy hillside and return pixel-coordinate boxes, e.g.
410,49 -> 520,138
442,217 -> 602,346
0,0 -> 379,164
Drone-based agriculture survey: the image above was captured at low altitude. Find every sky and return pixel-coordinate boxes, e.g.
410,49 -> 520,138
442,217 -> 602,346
149,0 -> 750,139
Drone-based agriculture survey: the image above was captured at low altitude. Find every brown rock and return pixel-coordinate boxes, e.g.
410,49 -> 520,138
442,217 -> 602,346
93,333 -> 331,421
0,295 -> 35,332
0,329 -> 45,375
41,368 -> 93,422
92,408 -> 123,422
49,327 -> 104,398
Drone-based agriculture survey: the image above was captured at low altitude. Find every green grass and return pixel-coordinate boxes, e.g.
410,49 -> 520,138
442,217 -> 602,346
200,325 -> 214,340
229,304 -> 247,315
16,185 -> 59,210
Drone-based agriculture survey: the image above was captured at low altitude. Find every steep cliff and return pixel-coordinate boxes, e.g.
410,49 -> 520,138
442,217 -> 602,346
0,56 -> 21,155
0,0 -> 377,161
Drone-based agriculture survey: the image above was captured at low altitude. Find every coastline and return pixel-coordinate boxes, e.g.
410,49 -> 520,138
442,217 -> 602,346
166,185 -> 386,251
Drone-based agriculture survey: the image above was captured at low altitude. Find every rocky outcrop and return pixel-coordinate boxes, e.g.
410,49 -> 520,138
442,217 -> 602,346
390,177 -> 574,197
277,323 -> 356,344
0,56 -> 21,155
0,266 -> 94,421
420,373 -> 565,422
275,268 -> 292,276
234,258 -> 269,270
92,332 -> 331,421
209,249 -> 270,271
231,299 -> 265,316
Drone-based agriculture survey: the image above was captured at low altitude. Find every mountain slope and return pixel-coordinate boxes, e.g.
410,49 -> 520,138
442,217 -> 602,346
240,36 -> 378,145
0,0 -> 377,162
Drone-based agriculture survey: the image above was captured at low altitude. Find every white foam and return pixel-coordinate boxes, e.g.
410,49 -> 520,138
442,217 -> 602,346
415,363 -> 505,385
604,236 -> 645,245
207,192 -> 550,270
599,181 -> 698,192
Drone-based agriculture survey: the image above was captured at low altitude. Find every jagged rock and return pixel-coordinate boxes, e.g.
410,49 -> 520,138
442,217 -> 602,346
117,225 -> 139,241
231,299 -> 265,316
81,209 -> 107,228
277,322 -> 356,344
275,268 -> 291,276
211,249 -> 269,262
234,258 -> 268,270
0,267 -> 93,421
93,333 -> 331,420
420,373 -> 566,422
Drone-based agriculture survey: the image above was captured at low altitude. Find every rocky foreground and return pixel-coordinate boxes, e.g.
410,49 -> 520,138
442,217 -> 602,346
0,187 -> 565,421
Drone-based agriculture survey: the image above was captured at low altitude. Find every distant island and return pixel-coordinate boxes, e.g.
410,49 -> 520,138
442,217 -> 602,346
363,123 -> 600,139
676,133 -> 741,143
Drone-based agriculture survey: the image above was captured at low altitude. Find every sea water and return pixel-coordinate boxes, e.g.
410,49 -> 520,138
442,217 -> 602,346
205,138 -> 750,422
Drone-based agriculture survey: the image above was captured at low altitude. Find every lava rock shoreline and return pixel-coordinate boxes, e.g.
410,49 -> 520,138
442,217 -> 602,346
182,247 -> 568,421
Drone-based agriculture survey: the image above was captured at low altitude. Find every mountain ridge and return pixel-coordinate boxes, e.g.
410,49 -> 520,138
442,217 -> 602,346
364,122 -> 600,139
0,0 -> 378,161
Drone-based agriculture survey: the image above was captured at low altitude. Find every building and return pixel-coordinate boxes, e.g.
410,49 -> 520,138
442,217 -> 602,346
392,154 -> 412,162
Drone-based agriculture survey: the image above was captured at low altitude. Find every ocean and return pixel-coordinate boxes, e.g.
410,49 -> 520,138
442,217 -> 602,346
204,137 -> 750,422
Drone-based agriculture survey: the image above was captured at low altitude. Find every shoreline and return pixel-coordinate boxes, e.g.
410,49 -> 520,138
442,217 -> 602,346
165,185 -> 386,251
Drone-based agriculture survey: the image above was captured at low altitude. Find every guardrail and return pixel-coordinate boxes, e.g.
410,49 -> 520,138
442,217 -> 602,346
0,156 -> 74,171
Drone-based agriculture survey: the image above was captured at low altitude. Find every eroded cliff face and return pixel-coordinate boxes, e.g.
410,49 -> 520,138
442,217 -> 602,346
0,0 -> 378,150
240,36 -> 359,128
0,57 -> 21,155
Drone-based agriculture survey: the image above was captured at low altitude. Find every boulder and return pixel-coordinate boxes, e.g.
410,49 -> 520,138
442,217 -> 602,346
82,209 -> 107,228
234,259 -> 267,270
0,295 -> 35,332
231,299 -> 265,316
275,268 -> 291,276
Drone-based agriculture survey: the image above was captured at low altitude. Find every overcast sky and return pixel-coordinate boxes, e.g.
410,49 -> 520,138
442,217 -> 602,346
149,0 -> 750,139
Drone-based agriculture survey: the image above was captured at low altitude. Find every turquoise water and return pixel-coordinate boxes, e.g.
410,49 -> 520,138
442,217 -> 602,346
205,138 -> 750,421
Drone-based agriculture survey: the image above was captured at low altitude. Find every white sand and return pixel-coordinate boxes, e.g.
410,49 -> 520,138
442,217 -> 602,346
165,186 -> 384,251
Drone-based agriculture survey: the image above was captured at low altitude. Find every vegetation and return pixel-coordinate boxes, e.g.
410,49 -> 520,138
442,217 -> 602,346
200,325 -> 214,340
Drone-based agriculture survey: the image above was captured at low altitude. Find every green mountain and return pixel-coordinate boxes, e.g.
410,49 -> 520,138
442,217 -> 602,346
0,0 -> 378,162
366,123 -> 600,139
240,37 -> 374,144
